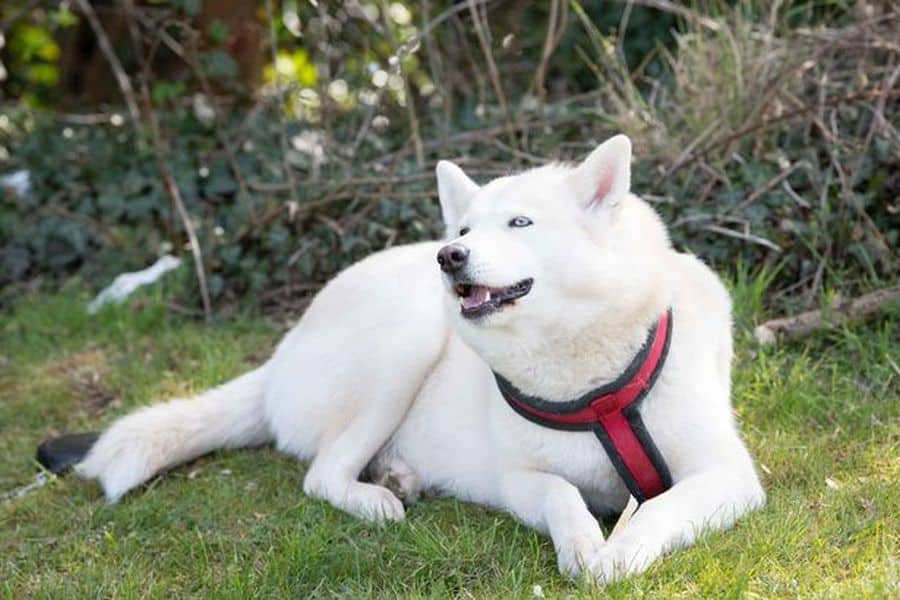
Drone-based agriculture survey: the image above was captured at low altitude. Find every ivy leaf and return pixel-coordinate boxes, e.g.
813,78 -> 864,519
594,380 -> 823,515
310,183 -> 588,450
152,80 -> 186,105
202,50 -> 239,80
174,0 -> 201,17
207,20 -> 230,44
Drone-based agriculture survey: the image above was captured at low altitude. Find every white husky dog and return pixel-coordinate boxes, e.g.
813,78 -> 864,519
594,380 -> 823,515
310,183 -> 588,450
77,134 -> 764,582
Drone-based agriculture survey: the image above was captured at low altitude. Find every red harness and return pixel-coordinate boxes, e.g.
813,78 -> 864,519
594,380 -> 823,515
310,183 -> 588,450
494,310 -> 673,503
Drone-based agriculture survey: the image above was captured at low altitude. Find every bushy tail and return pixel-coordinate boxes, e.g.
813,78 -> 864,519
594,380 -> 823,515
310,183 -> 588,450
76,366 -> 271,501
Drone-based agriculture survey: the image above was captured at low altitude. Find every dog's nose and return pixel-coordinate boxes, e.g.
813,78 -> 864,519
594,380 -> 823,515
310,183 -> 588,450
437,243 -> 469,273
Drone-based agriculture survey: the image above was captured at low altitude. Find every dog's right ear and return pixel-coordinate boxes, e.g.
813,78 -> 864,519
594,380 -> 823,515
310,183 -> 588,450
573,134 -> 632,213
436,161 -> 479,237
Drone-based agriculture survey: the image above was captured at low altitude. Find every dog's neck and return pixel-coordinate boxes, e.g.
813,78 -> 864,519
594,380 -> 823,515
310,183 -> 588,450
478,300 -> 668,403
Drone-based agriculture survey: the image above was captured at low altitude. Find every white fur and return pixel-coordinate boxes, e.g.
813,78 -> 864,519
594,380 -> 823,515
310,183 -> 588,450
77,135 -> 764,581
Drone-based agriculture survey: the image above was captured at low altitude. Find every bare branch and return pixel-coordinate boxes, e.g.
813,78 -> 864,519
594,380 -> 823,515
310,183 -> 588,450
263,0 -> 300,205
700,224 -> 782,253
381,0 -> 424,166
121,0 -> 212,321
74,0 -> 141,125
755,285 -> 900,344
466,0 -> 517,148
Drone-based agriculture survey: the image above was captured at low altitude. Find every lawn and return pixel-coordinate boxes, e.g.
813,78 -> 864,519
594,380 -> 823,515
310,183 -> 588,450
1,288 -> 898,598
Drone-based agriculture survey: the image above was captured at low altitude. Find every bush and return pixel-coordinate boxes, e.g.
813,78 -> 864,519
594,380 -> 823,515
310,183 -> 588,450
1,1 -> 897,316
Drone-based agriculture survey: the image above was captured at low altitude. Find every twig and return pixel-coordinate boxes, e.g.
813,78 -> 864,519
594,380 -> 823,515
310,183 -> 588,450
615,0 -> 634,60
804,241 -> 830,309
349,89 -> 384,157
609,495 -> 639,540
617,0 -> 722,32
350,0 -> 493,158
731,162 -> 804,213
489,138 -> 552,164
531,0 -> 566,101
701,223 -> 782,253
1,472 -> 52,504
678,88 -> 900,172
143,16 -> 250,200
159,165 -> 213,321
73,0 -> 141,125
405,0 -> 492,51
264,0 -> 300,205
381,0 -> 424,166
54,112 -> 118,125
665,117 -> 722,175
851,60 -> 900,187
166,302 -> 206,318
754,284 -> 900,344
421,0 -> 450,140
122,0 -> 212,321
372,111 -> 584,166
466,0 -> 517,148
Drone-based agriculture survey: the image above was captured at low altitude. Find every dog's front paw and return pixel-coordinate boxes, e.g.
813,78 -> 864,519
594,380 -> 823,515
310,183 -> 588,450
583,540 -> 655,584
345,483 -> 407,524
555,533 -> 605,578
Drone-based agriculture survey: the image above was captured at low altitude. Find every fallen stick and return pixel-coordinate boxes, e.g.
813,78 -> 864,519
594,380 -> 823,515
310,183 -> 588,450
754,284 -> 900,344
608,495 -> 639,540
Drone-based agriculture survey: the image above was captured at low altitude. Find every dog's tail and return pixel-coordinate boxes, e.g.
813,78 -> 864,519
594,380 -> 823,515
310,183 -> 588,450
76,365 -> 271,501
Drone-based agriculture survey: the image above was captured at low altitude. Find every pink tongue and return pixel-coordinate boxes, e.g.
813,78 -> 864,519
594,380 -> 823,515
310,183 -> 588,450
461,286 -> 490,309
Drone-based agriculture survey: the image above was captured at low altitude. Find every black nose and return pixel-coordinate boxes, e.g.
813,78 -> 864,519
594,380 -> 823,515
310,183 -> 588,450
437,243 -> 469,273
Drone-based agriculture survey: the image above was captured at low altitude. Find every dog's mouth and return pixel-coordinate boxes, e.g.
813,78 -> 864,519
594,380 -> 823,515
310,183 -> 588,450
453,278 -> 534,319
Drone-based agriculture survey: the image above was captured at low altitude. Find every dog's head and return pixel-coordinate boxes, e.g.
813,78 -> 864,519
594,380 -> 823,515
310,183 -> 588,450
436,134 -> 671,348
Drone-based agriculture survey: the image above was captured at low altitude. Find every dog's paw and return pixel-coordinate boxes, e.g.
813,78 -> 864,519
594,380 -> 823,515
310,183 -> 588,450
582,540 -> 655,584
555,533 -> 606,578
348,483 -> 406,523
370,456 -> 422,504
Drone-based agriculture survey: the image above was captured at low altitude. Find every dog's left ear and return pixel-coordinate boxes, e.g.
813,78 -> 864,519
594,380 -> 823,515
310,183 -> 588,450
436,160 -> 479,237
573,134 -> 632,211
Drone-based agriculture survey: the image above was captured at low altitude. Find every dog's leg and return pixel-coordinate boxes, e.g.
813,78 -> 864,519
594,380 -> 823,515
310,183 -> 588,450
500,470 -> 606,577
299,348 -> 441,524
301,403 -> 413,523
585,463 -> 765,583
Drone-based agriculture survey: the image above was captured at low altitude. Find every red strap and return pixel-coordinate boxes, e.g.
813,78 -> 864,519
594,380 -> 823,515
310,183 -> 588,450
597,412 -> 666,498
505,312 -> 671,500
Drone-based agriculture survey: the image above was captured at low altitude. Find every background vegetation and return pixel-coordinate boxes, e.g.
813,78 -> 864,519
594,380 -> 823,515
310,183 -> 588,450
1,0 -> 897,317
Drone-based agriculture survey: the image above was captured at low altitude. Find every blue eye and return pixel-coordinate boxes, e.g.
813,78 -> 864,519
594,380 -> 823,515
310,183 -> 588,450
509,216 -> 533,228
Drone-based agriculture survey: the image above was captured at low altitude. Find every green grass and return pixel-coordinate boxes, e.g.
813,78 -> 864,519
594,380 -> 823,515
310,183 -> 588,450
1,287 -> 898,598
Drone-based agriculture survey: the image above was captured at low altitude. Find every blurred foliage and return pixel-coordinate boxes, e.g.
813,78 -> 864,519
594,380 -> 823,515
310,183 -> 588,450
0,104 -> 443,308
2,4 -> 76,104
1,1 -> 898,316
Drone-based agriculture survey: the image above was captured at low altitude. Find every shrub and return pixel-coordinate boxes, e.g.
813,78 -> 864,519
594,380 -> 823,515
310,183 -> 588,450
1,1 -> 896,316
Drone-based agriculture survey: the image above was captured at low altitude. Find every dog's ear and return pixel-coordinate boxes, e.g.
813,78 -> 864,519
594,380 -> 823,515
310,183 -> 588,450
573,134 -> 632,211
436,160 -> 479,237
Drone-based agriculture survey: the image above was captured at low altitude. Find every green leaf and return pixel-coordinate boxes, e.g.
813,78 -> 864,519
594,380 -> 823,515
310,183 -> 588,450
202,50 -> 239,80
152,80 -> 186,105
174,0 -> 201,17
49,7 -> 78,28
207,20 -> 230,44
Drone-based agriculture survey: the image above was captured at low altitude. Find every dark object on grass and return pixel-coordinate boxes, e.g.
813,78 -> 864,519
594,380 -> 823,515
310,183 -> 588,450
36,432 -> 99,475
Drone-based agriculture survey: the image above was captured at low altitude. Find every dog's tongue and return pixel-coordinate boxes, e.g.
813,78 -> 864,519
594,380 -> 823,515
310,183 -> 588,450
461,286 -> 491,309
